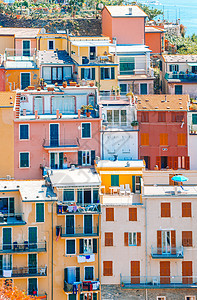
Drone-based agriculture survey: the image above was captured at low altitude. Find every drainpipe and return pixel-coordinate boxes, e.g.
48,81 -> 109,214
145,198 -> 148,284
51,201 -> 54,300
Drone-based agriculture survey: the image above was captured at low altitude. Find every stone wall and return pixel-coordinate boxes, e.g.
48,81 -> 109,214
101,284 -> 197,300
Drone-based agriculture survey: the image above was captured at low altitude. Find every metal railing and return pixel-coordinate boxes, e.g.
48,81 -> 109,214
1,266 -> 47,277
5,48 -> 36,60
151,246 -> 184,258
120,275 -> 197,289
165,72 -> 197,82
99,95 -> 132,102
58,226 -> 99,237
64,280 -> 100,292
57,203 -> 101,214
0,241 -> 47,253
0,212 -> 25,224
42,138 -> 79,148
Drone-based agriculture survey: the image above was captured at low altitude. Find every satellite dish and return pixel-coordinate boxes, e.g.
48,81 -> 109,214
40,28 -> 46,34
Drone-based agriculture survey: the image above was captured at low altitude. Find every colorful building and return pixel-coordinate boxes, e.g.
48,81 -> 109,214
145,26 -> 165,55
137,94 -> 190,170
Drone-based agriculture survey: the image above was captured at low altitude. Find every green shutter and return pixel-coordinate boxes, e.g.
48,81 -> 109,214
91,150 -> 95,165
80,295 -> 84,300
111,175 -> 119,186
76,267 -> 80,282
36,203 -> 44,222
9,198 -> 15,214
64,268 -> 68,282
101,67 -> 104,80
79,239 -> 84,254
0,255 -> 2,276
111,67 -> 115,79
93,238 -> 97,253
132,176 -> 136,193
192,114 -> 197,125
59,152 -> 63,169
78,151 -> 82,165
92,68 -> 95,80
3,228 -> 11,250
81,68 -> 84,80
93,294 -> 97,300
82,123 -> 91,138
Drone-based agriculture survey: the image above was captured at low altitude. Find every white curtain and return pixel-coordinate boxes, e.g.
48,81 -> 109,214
42,67 -> 51,81
52,96 -> 75,114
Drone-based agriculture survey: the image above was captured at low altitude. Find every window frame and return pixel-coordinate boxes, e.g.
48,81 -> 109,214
63,189 -> 75,202
105,232 -> 113,247
84,266 -> 94,281
19,152 -> 30,168
128,232 -> 137,246
185,297 -> 196,300
101,67 -> 114,80
103,261 -> 113,276
19,124 -> 29,140
82,150 -> 91,166
48,40 -> 55,50
66,239 -> 76,255
161,202 -> 171,218
36,203 -> 45,223
83,238 -> 93,254
106,207 -> 114,222
81,123 -> 91,139
157,297 -> 166,300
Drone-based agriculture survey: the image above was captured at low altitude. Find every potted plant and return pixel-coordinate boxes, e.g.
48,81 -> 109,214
47,86 -> 54,91
63,81 -> 67,88
28,86 -> 35,90
70,81 -> 77,87
89,81 -> 94,87
37,87 -> 41,91
81,105 -> 93,117
131,120 -> 139,129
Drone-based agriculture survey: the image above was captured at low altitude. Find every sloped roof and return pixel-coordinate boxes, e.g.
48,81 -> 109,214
105,5 -> 147,18
136,94 -> 189,111
0,92 -> 16,107
0,27 -> 40,38
162,55 -> 197,63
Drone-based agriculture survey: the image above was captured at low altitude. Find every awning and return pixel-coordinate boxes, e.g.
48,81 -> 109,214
187,63 -> 197,67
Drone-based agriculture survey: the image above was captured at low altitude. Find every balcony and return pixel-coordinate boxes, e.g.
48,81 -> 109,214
0,241 -> 47,254
4,48 -> 36,61
120,275 -> 197,289
165,72 -> 197,82
64,280 -> 100,292
151,246 -> 184,259
0,213 -> 26,226
99,95 -> 132,102
57,226 -> 99,237
0,266 -> 47,278
57,203 -> 101,215
42,138 -> 79,149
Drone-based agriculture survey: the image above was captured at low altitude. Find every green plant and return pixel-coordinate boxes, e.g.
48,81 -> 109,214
81,104 -> 93,112
131,120 -> 139,127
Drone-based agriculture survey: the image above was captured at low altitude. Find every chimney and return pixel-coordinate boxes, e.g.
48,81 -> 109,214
78,109 -> 81,118
35,110 -> 38,119
56,109 -> 59,119
129,7 -> 132,15
23,109 -> 26,116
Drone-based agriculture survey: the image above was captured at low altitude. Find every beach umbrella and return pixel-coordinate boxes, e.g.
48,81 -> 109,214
171,175 -> 188,182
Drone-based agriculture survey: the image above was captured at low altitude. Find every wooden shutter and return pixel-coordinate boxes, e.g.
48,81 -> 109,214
129,208 -> 137,221
78,151 -> 82,165
124,232 -> 128,246
93,238 -> 97,253
131,261 -> 140,284
137,232 -> 141,246
161,203 -> 171,217
178,133 -> 186,146
182,202 -> 191,217
79,239 -> 84,254
157,230 -> 162,254
160,133 -> 168,145
36,203 -> 44,222
156,156 -> 161,169
132,176 -> 135,193
171,230 -> 176,254
106,208 -> 114,221
160,261 -> 170,284
105,233 -> 113,246
168,157 -> 173,169
91,150 -> 95,165
81,68 -> 84,80
182,261 -> 193,284
103,261 -> 113,276
185,156 -> 190,170
141,133 -> 149,146
158,112 -> 166,122
182,231 -> 192,247
141,112 -> 149,122
173,157 -> 178,170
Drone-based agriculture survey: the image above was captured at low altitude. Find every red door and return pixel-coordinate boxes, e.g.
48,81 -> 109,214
182,261 -> 193,284
131,261 -> 140,284
160,261 -> 170,284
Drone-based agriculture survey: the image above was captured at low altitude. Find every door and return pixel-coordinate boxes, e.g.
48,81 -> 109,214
66,215 -> 74,234
3,228 -> 11,251
3,255 -> 12,271
28,227 -> 37,249
84,215 -> 92,234
175,85 -> 182,95
131,261 -> 140,284
161,156 -> 168,169
50,124 -> 59,146
28,278 -> 37,295
84,190 -> 91,204
135,176 -> 141,193
21,73 -> 30,90
28,254 -> 37,275
162,231 -> 171,254
160,261 -> 170,284
140,83 -> 148,95
23,40 -> 30,56
182,261 -> 193,284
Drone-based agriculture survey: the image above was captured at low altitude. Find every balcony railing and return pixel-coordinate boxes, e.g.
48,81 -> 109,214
0,266 -> 47,278
57,226 -> 99,237
5,48 -> 36,61
165,72 -> 197,82
64,280 -> 100,292
42,138 -> 79,148
151,246 -> 184,259
0,241 -> 47,254
0,212 -> 26,225
120,275 -> 197,289
57,203 -> 101,215
99,95 -> 132,102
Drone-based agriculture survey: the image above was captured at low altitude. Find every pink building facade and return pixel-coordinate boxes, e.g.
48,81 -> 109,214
14,87 -> 101,179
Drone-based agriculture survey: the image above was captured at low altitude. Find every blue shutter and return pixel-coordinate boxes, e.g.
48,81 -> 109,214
169,65 -> 172,72
111,67 -> 115,79
79,239 -> 84,254
92,68 -> 95,80
81,68 -> 84,80
132,176 -> 136,193
101,67 -> 104,80
93,238 -> 97,253
36,203 -> 44,222
91,150 -> 95,165
82,123 -> 91,138
78,151 -> 82,165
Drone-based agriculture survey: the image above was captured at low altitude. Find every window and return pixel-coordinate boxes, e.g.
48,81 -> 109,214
50,152 -> 64,169
100,67 -> 115,80
48,40 -> 54,50
63,190 -> 75,202
157,297 -> 166,300
81,68 -> 95,80
21,73 -> 30,90
120,84 -> 127,95
124,232 -> 141,246
129,208 -> 137,221
66,240 -> 75,254
171,112 -> 184,122
182,203 -> 192,217
84,239 -> 93,253
52,96 -> 75,114
185,297 -> 196,300
19,152 -> 29,168
82,151 -> 91,166
23,40 -> 30,56
158,112 -> 166,122
160,133 -> 168,145
103,261 -> 113,276
111,175 -> 119,187
161,203 -> 171,217
43,66 -> 72,83
182,231 -> 192,247
169,64 -> 179,72
192,114 -> 197,125
107,109 -> 127,126
105,233 -> 113,246
140,83 -> 147,95
84,267 -> 94,280
175,85 -> 182,95
119,57 -> 135,75
34,96 -> 43,114
141,112 -> 149,122
19,124 -> 29,140
36,203 -> 44,222
28,278 -> 37,296
178,133 -> 186,146
69,295 -> 76,300
82,123 -> 91,138
141,133 -> 149,146
106,208 -> 114,221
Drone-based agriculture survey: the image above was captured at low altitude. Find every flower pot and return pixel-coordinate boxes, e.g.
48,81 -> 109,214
86,112 -> 91,117
55,82 -> 58,86
89,82 -> 94,87
76,84 -> 80,87
70,82 -> 77,86
28,86 -> 35,90
63,82 -> 67,88
37,87 -> 41,91
47,87 -> 54,91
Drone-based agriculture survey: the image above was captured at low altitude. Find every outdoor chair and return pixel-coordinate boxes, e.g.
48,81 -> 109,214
125,184 -> 131,195
119,185 -> 126,196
